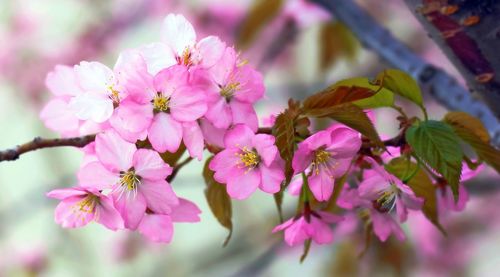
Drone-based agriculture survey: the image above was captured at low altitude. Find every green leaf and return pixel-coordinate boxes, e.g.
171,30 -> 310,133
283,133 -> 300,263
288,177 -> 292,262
272,100 -> 300,185
203,157 -> 233,246
444,112 -> 500,173
305,103 -> 384,147
376,69 -> 423,108
236,0 -> 283,49
334,77 -> 394,109
385,157 -> 446,235
303,85 -> 376,110
405,120 -> 463,201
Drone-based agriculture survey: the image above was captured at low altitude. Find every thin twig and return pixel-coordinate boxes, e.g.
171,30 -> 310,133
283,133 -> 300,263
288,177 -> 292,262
0,135 -> 96,162
167,156 -> 194,182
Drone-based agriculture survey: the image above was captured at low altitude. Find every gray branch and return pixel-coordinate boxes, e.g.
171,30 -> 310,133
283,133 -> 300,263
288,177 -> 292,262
310,0 -> 500,148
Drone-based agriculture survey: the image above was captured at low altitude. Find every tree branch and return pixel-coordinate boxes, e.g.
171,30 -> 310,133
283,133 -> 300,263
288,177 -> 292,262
310,0 -> 500,148
0,135 -> 95,162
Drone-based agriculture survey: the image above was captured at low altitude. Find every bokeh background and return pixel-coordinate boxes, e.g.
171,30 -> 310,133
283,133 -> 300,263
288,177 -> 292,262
0,0 -> 499,276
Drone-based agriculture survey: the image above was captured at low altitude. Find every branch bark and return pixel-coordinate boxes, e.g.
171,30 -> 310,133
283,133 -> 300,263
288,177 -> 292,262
404,0 -> 500,118
0,135 -> 96,162
310,0 -> 500,148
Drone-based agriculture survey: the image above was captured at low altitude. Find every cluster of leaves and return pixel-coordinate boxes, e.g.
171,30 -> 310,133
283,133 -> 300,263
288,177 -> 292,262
202,68 -> 500,249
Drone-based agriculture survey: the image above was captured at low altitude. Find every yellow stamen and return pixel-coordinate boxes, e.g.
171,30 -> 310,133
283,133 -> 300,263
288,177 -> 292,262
108,85 -> 120,103
311,149 -> 331,175
220,82 -> 241,99
181,47 -> 192,66
153,93 -> 170,112
120,170 -> 140,191
236,146 -> 260,171
75,194 -> 98,214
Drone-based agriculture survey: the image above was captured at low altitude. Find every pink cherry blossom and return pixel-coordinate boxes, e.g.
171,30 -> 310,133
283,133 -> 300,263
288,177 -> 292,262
78,131 -> 179,229
111,64 -> 207,154
46,187 -> 122,230
140,14 -> 225,75
209,124 -> 285,200
137,198 -> 201,243
337,187 -> 406,242
358,157 -> 423,222
292,126 -> 361,201
203,47 -> 264,130
272,211 -> 343,246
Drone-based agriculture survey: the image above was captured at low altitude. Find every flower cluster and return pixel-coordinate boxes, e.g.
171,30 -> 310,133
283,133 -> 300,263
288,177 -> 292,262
40,13 -> 486,256
43,14 -> 264,242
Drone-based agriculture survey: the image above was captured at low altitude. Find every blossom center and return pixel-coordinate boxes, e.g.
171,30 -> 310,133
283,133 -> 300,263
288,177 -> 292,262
311,149 -> 331,174
237,146 -> 260,170
373,183 -> 398,213
75,194 -> 98,214
120,170 -> 141,191
179,47 -> 193,66
108,85 -> 121,104
220,82 -> 241,100
152,93 -> 170,112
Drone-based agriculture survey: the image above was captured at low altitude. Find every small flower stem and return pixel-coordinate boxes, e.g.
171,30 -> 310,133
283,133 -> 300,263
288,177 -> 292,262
167,156 -> 194,183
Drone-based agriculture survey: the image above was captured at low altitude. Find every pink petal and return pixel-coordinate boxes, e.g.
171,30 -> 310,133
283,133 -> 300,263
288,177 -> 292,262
114,49 -> 155,102
272,218 -> 295,233
161,14 -> 196,55
308,171 -> 334,202
226,169 -> 260,200
310,218 -> 334,244
292,143 -> 314,174
40,98 -> 79,135
138,214 -> 174,243
317,211 -> 344,224
153,65 -> 190,95
69,92 -> 114,123
328,127 -> 361,158
47,187 -> 88,200
205,97 -> 232,129
46,65 -> 82,96
95,131 -> 136,172
196,36 -> 226,68
396,197 -> 409,222
170,198 -> 202,223
54,196 -> 94,228
208,46 -> 236,85
78,161 -> 119,190
182,121 -> 204,160
113,191 -> 147,230
223,124 -> 254,149
231,65 -> 265,103
200,118 -> 225,148
229,101 -> 259,132
139,180 -> 179,214
133,149 -> 172,181
139,42 -> 177,75
283,218 -> 309,246
259,162 -> 284,194
209,149 -> 240,183
170,86 -> 207,121
252,134 -> 277,167
109,101 -> 153,142
148,113 -> 183,153
304,130 -> 331,150
357,174 -> 388,200
96,196 -> 123,230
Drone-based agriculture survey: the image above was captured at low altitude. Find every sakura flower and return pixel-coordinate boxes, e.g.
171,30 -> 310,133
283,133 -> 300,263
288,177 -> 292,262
204,46 -> 264,130
78,131 -> 179,229
138,198 -> 201,243
292,126 -> 361,201
114,64 -> 206,155
140,14 -> 225,75
40,65 -> 103,137
272,210 -> 343,246
338,187 -> 405,242
209,124 -> 285,200
47,187 -> 122,230
358,157 -> 423,222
